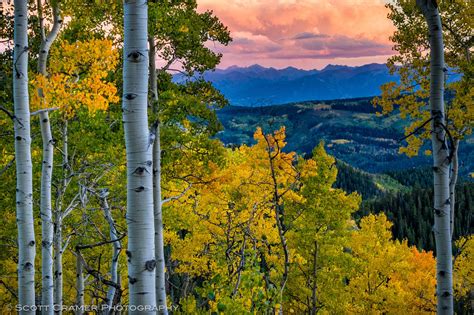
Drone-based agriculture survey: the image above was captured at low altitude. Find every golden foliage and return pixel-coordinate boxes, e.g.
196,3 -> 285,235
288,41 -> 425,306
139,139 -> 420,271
31,39 -> 119,118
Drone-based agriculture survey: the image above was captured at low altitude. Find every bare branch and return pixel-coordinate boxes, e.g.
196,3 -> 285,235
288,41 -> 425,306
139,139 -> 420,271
75,234 -> 127,251
160,56 -> 177,72
62,233 -> 74,252
0,156 -> 15,177
161,183 -> 193,205
0,279 -> 17,299
62,193 -> 81,219
167,68 -> 188,76
74,251 -> 122,291
0,105 -> 14,120
31,107 -> 59,116
399,117 -> 433,142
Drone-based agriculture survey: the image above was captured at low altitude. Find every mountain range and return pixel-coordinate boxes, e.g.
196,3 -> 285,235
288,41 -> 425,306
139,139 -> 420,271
199,63 -> 399,106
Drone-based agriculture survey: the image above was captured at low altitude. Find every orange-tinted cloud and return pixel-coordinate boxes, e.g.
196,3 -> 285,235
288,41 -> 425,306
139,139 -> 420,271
198,0 -> 395,69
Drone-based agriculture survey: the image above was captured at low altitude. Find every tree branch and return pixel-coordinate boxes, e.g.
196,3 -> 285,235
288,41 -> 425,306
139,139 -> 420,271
62,233 -> 74,253
0,279 -> 17,299
161,183 -> 192,205
75,234 -> 126,251
31,107 -> 59,116
0,156 -> 15,177
399,117 -> 433,142
0,105 -> 14,121
74,251 -> 122,291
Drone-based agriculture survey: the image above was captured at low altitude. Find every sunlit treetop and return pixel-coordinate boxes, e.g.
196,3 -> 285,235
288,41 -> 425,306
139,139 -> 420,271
31,39 -> 119,119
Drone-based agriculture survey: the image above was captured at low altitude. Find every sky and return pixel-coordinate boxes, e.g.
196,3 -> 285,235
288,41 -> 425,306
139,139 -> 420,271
198,0 -> 396,70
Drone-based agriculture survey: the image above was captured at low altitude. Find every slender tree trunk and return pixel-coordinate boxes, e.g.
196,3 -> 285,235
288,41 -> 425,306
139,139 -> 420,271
114,271 -> 123,313
99,192 -> 121,310
53,213 -> 63,314
231,234 -> 247,297
37,2 -> 61,75
449,142 -> 459,237
75,254 -> 85,315
62,121 -> 68,175
149,36 -> 168,315
53,122 -> 68,315
36,2 -> 62,311
13,1 -> 36,312
39,111 -> 54,314
310,241 -> 318,315
264,136 -> 289,314
416,1 -> 453,313
123,1 -> 156,312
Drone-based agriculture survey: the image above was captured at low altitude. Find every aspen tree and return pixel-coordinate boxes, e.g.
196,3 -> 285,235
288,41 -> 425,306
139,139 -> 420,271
13,0 -> 36,312
123,0 -> 157,312
148,37 -> 168,314
417,0 -> 453,313
35,1 -> 62,312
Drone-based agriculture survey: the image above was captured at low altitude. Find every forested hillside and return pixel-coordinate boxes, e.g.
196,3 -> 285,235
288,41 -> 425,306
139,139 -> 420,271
217,99 -> 474,174
0,0 -> 472,314
334,162 -> 473,252
360,183 -> 474,252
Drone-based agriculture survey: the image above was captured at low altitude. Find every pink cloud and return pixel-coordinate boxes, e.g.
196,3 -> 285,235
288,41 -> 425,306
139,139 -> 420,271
228,32 -> 282,54
294,33 -> 393,58
198,0 -> 395,69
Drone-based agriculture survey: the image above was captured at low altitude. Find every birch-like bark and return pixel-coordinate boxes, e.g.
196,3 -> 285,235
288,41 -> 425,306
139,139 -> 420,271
37,0 -> 62,75
39,111 -> 54,314
75,254 -> 85,315
123,1 -> 156,312
36,2 -> 62,311
416,1 -> 453,313
13,0 -> 36,312
99,192 -> 121,310
149,36 -> 168,315
53,122 -> 69,315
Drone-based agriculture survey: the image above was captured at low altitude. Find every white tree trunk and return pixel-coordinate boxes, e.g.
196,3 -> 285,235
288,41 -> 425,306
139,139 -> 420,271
37,3 -> 62,312
154,119 -> 167,314
37,1 -> 62,76
53,213 -> 63,314
123,1 -> 156,313
13,0 -> 36,312
149,36 -> 168,315
53,122 -> 68,315
39,111 -> 54,314
99,193 -> 121,310
75,254 -> 85,315
417,0 -> 453,313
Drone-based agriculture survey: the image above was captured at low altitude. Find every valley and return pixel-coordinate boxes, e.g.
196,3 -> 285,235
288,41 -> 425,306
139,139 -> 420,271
216,97 -> 473,175
216,97 -> 474,253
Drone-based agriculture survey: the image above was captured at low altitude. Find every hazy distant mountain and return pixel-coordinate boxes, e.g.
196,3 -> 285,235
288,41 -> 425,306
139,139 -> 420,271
200,63 -> 399,106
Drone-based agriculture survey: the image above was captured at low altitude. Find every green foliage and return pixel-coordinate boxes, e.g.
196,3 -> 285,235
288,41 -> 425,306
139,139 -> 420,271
149,0 -> 231,75
374,0 -> 473,156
